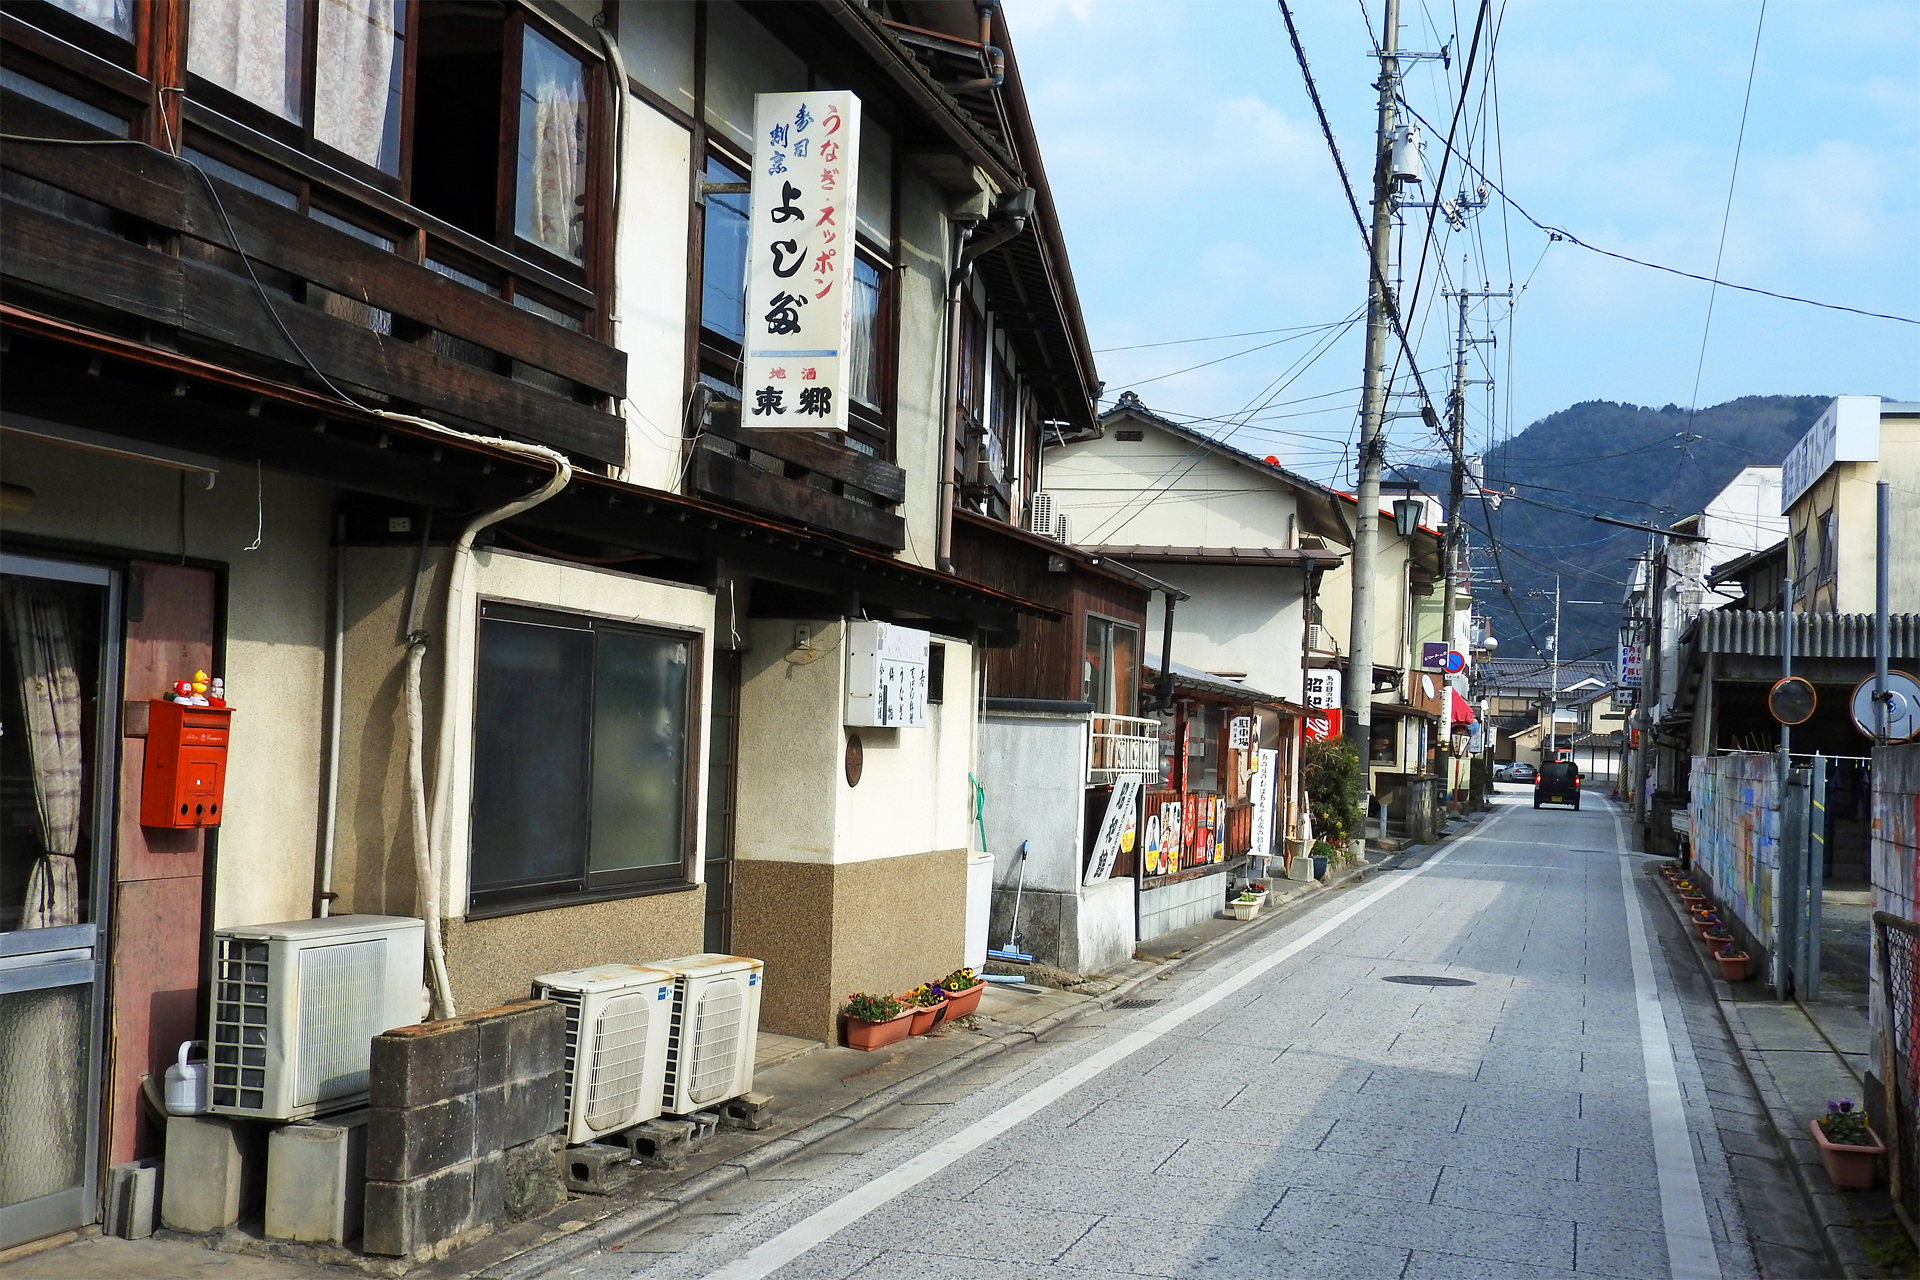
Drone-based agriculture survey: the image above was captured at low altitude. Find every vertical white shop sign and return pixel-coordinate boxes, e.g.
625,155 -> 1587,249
1085,778 -> 1142,885
1246,748 -> 1278,858
742,91 -> 862,435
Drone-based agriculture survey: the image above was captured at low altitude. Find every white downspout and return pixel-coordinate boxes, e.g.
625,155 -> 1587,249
383,411 -> 571,1020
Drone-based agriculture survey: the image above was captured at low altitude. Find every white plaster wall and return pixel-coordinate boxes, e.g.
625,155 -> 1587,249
615,98 -> 694,492
976,713 -> 1089,894
0,436 -> 330,929
1142,565 -> 1306,702
436,550 -> 716,912
1313,528 -> 1415,675
1075,876 -> 1137,974
733,617 -> 976,866
893,162 -> 954,570
1045,423 -> 1301,549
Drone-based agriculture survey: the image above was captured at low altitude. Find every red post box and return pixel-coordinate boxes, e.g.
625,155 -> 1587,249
140,699 -> 233,828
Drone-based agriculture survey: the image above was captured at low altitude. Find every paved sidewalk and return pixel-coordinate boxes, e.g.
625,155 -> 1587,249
1650,873 -> 1916,1279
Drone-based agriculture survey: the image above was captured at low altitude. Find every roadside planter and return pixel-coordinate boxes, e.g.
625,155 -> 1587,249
904,985 -> 946,1035
1810,1101 -> 1884,1189
936,968 -> 987,1020
1230,894 -> 1261,922
1714,946 -> 1751,982
1702,929 -> 1734,950
843,993 -> 911,1051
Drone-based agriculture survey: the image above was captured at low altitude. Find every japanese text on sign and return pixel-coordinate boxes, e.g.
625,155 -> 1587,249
744,92 -> 862,434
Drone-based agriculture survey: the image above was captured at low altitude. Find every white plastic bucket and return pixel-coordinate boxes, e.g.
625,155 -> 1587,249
964,850 -> 995,972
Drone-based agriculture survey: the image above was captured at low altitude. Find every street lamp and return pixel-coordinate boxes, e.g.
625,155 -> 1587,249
1392,497 -> 1423,538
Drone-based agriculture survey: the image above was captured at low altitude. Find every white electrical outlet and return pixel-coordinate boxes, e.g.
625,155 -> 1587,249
795,624 -> 812,652
387,516 -> 413,534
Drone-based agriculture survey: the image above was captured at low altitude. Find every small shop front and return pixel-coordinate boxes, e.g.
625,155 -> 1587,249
1136,660 -> 1299,940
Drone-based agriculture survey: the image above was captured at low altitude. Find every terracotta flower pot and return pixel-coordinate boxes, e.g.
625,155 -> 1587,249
844,1008 -> 913,1051
1715,951 -> 1751,982
907,1002 -> 943,1035
1680,893 -> 1707,908
939,980 -> 986,1020
1702,930 -> 1734,948
1694,917 -> 1723,938
1809,1119 -> 1885,1189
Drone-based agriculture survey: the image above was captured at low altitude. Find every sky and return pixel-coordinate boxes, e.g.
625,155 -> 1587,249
1007,0 -> 1920,489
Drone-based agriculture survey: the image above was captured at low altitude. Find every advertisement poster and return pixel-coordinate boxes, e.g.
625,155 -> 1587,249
1085,778 -> 1141,885
1143,814 -> 1162,875
1182,799 -> 1196,868
1246,748 -> 1277,859
1213,796 -> 1226,862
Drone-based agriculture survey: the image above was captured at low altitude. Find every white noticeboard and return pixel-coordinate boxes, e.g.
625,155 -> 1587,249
1304,669 -> 1340,710
1246,748 -> 1278,859
1085,778 -> 1141,885
845,620 -> 929,728
742,91 -> 862,435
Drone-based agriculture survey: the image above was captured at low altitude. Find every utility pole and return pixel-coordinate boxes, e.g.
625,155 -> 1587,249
1438,278 -> 1504,788
1343,0 -> 1401,753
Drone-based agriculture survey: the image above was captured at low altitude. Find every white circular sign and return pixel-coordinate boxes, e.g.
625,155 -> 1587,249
1421,674 -> 1437,699
1850,672 -> 1920,742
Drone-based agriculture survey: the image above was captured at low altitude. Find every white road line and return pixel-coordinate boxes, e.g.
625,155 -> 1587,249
698,812 -> 1509,1280
1611,801 -> 1723,1280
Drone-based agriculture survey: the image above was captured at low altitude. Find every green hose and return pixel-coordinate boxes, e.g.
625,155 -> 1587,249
968,773 -> 989,852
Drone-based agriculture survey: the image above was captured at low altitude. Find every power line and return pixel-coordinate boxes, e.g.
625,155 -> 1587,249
1092,319 -> 1354,353
1392,99 -> 1920,327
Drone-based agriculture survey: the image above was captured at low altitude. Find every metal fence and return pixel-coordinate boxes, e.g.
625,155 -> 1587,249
1873,912 -> 1920,1215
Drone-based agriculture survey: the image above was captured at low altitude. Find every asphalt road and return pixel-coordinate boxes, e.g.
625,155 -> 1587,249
557,790 -> 1779,1280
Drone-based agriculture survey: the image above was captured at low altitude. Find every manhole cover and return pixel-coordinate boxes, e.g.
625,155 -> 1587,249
1382,975 -> 1476,987
1114,998 -> 1162,1009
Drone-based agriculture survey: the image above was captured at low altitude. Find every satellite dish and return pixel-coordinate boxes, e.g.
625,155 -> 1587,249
1850,672 -> 1920,742
1767,676 -> 1816,726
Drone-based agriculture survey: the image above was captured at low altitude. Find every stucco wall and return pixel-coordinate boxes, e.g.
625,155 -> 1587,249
1141,565 -> 1307,702
1046,424 -> 1302,549
892,160 -> 954,572
976,712 -> 1088,893
330,544 -> 714,1003
1,435 -> 331,929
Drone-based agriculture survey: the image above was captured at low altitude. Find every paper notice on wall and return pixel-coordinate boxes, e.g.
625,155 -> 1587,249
1085,778 -> 1141,885
743,91 -> 862,434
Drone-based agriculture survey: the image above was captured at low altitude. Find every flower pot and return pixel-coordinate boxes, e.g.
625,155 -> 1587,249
1715,951 -> 1751,982
845,1008 -> 914,1052
1694,917 -> 1723,938
1229,899 -> 1260,921
907,1002 -> 943,1035
939,980 -> 986,1020
1809,1119 -> 1885,1189
1311,855 -> 1328,879
1680,893 -> 1706,908
1702,930 -> 1734,948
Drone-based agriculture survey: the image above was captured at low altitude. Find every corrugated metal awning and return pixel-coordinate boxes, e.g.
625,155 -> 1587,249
1689,610 -> 1920,658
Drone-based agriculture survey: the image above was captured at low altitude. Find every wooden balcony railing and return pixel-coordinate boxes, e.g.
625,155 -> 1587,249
0,95 -> 627,466
691,401 -> 907,551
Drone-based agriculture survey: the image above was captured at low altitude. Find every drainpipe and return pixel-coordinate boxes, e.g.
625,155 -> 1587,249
946,2 -> 1007,93
380,412 -> 571,1021
1156,593 -> 1178,710
316,514 -> 347,917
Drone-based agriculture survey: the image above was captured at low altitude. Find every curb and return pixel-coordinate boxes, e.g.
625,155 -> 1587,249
1645,862 -> 1875,1280
469,821 -> 1479,1280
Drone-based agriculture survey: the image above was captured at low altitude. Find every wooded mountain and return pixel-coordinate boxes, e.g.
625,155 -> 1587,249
1413,395 -> 1833,666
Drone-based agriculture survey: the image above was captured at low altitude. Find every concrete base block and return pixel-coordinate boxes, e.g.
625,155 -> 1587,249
161,1114 -> 246,1233
503,1134 -> 565,1220
720,1092 -> 775,1131
622,1116 -> 697,1168
104,1158 -> 160,1239
684,1111 -> 721,1144
559,1143 -> 633,1195
264,1109 -> 368,1245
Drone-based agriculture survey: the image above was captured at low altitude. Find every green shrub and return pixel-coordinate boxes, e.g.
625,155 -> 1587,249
1304,737 -> 1364,845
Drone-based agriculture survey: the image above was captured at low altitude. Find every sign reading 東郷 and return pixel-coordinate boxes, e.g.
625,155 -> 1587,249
743,91 -> 862,434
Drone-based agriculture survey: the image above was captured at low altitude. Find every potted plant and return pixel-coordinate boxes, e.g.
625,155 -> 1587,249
1693,913 -> 1723,939
1310,841 -> 1337,880
842,992 -> 911,1051
1702,928 -> 1734,950
936,967 -> 987,1020
1713,943 -> 1751,982
903,984 -> 946,1035
1809,1100 -> 1885,1189
1680,891 -> 1707,908
1244,882 -> 1269,904
1230,891 -> 1262,921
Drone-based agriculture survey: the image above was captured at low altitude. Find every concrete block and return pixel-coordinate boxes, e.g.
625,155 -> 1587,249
475,999 -> 565,1089
609,1116 -> 698,1168
721,1092 -> 776,1132
363,1162 -> 475,1258
369,1019 -> 478,1110
366,1094 -> 475,1182
560,1142 -> 633,1195
264,1110 -> 367,1245
503,1134 -> 565,1220
104,1158 -> 160,1239
686,1110 -> 721,1144
161,1114 -> 245,1232
474,1071 -> 565,1154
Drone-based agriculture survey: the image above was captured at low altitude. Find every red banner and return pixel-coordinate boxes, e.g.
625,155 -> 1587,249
1304,709 -> 1342,741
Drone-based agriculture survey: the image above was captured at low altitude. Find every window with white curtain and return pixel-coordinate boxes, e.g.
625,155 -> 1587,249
515,26 -> 588,265
45,0 -> 130,39
188,0 -> 307,123
314,0 -> 405,173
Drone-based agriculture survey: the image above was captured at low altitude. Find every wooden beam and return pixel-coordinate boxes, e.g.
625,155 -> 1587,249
689,449 -> 905,552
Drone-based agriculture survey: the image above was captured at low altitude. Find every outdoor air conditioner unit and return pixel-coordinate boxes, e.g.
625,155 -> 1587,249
209,915 -> 424,1120
656,954 -> 763,1115
532,963 -> 677,1145
1029,491 -> 1056,538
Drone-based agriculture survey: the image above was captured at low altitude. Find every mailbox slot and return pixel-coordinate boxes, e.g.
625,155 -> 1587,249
140,700 -> 232,828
